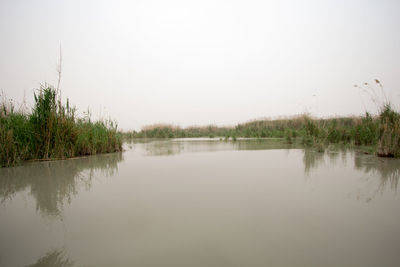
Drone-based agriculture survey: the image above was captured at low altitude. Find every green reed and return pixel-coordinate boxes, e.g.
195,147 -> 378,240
0,85 -> 122,167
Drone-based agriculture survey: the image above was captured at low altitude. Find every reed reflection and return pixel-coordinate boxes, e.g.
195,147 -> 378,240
302,149 -> 326,175
302,149 -> 400,198
354,156 -> 400,194
0,152 -> 123,217
142,139 -> 298,156
26,249 -> 73,267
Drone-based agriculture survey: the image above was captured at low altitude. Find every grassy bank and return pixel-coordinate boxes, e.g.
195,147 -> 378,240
125,124 -> 235,139
124,105 -> 400,158
0,86 -> 122,167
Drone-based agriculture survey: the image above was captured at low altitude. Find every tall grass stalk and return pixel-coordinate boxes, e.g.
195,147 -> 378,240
0,85 -> 122,167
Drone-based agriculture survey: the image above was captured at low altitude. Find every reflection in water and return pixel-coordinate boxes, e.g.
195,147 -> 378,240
139,139 -> 400,199
142,138 -> 297,156
26,249 -> 73,267
1,139 -> 400,266
0,152 -> 123,217
302,149 -> 326,175
302,148 -> 400,199
144,140 -> 184,156
354,156 -> 400,194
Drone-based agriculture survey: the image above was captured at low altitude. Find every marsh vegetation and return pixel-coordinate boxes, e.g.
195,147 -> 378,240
0,85 -> 122,167
124,81 -> 400,158
1,80 -> 399,168
124,106 -> 400,158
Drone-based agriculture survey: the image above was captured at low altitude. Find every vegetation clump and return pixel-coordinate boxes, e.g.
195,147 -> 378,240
128,124 -> 235,139
123,110 -> 400,158
124,80 -> 399,158
0,85 -> 122,167
376,105 -> 400,157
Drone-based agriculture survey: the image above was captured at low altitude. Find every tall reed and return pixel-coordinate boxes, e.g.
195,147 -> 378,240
125,107 -> 399,158
0,85 -> 122,167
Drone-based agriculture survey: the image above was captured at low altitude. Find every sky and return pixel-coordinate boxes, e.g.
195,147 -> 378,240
0,0 -> 399,131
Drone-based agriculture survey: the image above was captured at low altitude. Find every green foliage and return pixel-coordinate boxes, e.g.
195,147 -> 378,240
301,135 -> 314,146
305,119 -> 319,137
122,78 -> 399,158
0,86 -> 122,167
354,112 -> 378,146
285,129 -> 294,144
377,105 -> 400,157
124,106 -> 400,158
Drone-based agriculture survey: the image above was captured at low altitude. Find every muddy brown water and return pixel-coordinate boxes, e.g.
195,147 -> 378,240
1,139 -> 399,266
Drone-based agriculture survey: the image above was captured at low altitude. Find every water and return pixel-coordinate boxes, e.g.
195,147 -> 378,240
1,139 -> 399,267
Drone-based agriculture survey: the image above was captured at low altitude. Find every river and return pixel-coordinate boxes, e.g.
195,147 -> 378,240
1,139 -> 399,266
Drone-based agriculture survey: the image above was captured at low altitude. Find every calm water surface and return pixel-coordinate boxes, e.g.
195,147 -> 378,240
1,139 -> 400,266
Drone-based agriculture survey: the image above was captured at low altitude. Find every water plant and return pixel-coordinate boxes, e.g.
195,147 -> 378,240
124,96 -> 399,158
376,104 -> 400,157
0,85 -> 122,167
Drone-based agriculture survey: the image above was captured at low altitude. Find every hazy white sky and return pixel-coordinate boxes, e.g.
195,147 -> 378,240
1,0 -> 399,130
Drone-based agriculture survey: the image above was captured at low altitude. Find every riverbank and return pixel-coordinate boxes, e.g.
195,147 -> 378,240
0,86 -> 122,167
123,104 -> 400,158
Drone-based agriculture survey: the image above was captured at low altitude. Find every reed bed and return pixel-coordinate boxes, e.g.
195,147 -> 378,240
125,80 -> 399,158
125,107 -> 399,158
0,85 -> 122,167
